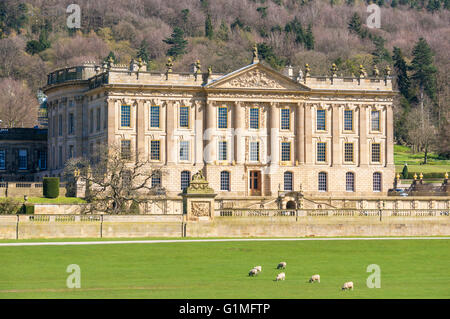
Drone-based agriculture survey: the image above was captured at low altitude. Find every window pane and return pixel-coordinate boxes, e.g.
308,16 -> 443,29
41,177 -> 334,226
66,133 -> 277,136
344,110 -> 353,131
121,105 -> 131,127
284,172 -> 293,191
371,111 -> 380,131
0,150 -> 5,169
181,171 -> 190,190
250,108 -> 259,129
152,171 -> 161,188
281,109 -> 290,130
121,140 -> 131,160
250,141 -> 259,162
346,172 -> 355,192
373,172 -> 382,192
150,106 -> 160,128
281,142 -> 291,161
38,150 -> 47,170
96,108 -> 101,131
19,149 -> 27,170
317,110 -> 326,131
372,143 -> 381,162
218,107 -> 228,129
151,140 -> 160,160
344,143 -> 354,162
180,106 -> 189,128
220,171 -> 230,191
317,142 -> 326,162
180,141 -> 189,161
318,172 -> 327,191
218,141 -> 227,161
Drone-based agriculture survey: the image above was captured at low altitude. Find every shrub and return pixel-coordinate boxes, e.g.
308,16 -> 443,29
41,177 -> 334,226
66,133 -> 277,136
0,198 -> 21,215
19,204 -> 35,215
401,164 -> 408,179
43,177 -> 60,198
129,201 -> 140,214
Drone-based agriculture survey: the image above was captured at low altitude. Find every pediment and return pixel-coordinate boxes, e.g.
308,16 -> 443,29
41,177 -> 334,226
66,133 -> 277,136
204,63 -> 310,91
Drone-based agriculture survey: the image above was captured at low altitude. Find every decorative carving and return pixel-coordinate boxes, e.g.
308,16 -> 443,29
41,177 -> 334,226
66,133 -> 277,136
228,70 -> 284,89
191,202 -> 211,217
185,170 -> 215,194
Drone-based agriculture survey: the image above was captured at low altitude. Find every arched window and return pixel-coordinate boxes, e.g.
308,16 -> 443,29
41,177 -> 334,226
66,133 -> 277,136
373,172 -> 382,192
181,171 -> 190,190
220,171 -> 230,191
346,172 -> 355,192
318,172 -> 327,192
284,171 -> 293,191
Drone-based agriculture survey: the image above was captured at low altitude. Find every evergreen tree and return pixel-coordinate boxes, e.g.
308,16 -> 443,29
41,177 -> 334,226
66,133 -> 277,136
285,17 -> 305,44
393,47 -> 413,101
216,21 -> 229,41
163,27 -> 188,59
348,13 -> 363,36
411,38 -> 437,102
426,0 -> 441,12
257,7 -> 268,18
391,0 -> 399,7
401,164 -> 409,179
257,43 -> 286,70
137,40 -> 150,64
205,14 -> 214,39
371,36 -> 391,64
346,0 -> 355,5
304,24 -> 314,50
104,51 -> 117,63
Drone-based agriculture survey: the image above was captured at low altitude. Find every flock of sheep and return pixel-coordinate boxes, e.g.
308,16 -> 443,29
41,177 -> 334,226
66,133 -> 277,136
248,262 -> 354,291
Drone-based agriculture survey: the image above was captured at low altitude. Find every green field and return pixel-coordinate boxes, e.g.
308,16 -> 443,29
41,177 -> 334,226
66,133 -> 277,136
0,238 -> 449,299
394,145 -> 449,175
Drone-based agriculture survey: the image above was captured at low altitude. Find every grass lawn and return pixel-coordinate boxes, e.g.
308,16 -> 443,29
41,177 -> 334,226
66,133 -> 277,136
394,145 -> 449,175
0,239 -> 448,299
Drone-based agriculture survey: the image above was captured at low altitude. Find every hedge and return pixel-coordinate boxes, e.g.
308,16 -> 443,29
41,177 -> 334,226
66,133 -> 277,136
399,172 -> 448,180
20,204 -> 34,215
43,177 -> 60,198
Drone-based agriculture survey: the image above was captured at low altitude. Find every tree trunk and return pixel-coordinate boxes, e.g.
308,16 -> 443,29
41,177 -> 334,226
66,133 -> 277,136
423,145 -> 428,164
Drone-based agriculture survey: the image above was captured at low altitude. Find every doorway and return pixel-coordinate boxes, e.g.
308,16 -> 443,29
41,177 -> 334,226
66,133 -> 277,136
249,170 -> 261,196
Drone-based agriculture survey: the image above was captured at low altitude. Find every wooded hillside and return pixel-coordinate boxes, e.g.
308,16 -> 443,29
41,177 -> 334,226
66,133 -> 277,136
0,0 -> 448,158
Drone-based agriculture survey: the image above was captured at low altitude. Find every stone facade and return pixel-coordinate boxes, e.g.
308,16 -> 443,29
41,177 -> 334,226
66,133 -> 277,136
0,128 -> 48,181
43,52 -> 396,205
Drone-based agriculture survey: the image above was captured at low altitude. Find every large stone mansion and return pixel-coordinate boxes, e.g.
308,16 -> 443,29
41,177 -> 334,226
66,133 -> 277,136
43,48 -> 396,200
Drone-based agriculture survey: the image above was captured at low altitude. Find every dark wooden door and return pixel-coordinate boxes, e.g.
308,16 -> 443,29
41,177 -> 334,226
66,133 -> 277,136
249,170 -> 261,196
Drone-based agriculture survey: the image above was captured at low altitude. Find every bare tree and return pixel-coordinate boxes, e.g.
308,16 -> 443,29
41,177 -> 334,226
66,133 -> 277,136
405,107 -> 437,164
0,78 -> 38,128
63,143 -> 165,214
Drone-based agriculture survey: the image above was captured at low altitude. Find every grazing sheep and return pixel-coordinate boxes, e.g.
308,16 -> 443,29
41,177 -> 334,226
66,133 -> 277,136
309,274 -> 320,283
254,266 -> 262,273
277,262 -> 287,269
276,272 -> 286,281
249,268 -> 258,277
342,281 -> 354,290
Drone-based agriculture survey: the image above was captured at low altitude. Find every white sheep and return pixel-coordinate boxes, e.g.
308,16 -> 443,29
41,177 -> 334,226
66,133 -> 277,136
276,272 -> 286,281
342,281 -> 354,290
277,262 -> 287,269
249,268 -> 258,277
254,266 -> 262,273
309,274 -> 320,283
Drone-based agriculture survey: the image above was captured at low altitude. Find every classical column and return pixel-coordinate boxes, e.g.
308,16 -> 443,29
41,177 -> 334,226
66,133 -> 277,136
194,100 -> 204,165
304,104 -> 313,164
359,105 -> 368,166
295,102 -> 305,164
331,104 -> 341,166
269,102 -> 279,165
205,100 -> 215,163
166,100 -> 175,164
234,101 -> 244,164
386,104 -> 394,166
136,99 -> 145,161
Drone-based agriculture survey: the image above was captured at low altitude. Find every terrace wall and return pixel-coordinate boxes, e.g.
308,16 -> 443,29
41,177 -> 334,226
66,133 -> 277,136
0,212 -> 448,239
